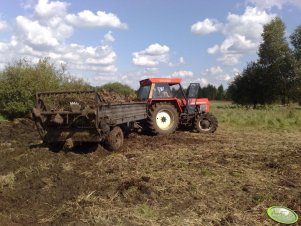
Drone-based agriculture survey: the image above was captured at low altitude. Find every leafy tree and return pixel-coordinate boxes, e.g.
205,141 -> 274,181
216,85 -> 225,100
228,62 -> 272,108
227,74 -> 246,105
0,58 -> 89,119
290,25 -> 301,60
97,82 -> 135,96
290,26 -> 301,104
258,17 -> 297,104
199,85 -> 217,100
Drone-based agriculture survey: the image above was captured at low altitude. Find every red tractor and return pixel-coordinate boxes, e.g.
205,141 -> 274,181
138,77 -> 218,134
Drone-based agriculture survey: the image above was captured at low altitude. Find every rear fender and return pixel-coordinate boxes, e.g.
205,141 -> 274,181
148,99 -> 182,113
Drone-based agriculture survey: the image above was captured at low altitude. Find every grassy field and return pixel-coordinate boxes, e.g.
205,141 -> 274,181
211,101 -> 301,131
1,118 -> 300,225
0,115 -> 6,121
0,103 -> 300,225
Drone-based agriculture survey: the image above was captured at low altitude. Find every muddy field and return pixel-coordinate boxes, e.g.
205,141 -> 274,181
0,119 -> 300,225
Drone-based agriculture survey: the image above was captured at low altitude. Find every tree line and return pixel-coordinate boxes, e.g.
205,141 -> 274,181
197,84 -> 227,100
228,17 -> 301,107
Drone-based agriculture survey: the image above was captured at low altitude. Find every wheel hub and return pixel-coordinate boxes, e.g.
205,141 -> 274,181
201,119 -> 210,129
156,111 -> 173,130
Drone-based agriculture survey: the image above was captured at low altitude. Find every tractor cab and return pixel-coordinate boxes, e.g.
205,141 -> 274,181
138,78 -> 183,100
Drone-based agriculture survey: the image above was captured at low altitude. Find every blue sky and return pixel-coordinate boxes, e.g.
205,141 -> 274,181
0,0 -> 300,88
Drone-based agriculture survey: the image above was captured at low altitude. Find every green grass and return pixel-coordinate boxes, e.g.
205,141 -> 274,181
0,115 -> 6,121
136,204 -> 158,219
211,101 -> 301,131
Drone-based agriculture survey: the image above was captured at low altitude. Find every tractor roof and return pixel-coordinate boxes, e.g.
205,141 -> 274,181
140,78 -> 182,86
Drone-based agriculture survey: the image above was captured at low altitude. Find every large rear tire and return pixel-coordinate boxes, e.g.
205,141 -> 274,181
148,103 -> 179,135
105,126 -> 124,151
195,113 -> 218,133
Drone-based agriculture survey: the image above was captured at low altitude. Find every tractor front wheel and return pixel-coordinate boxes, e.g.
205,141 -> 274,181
195,113 -> 218,133
104,126 -> 124,151
148,103 -> 179,135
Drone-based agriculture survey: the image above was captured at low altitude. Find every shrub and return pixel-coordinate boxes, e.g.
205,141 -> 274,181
0,58 -> 89,119
97,82 -> 135,96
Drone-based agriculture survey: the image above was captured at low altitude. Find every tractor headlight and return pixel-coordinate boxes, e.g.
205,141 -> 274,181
199,104 -> 207,112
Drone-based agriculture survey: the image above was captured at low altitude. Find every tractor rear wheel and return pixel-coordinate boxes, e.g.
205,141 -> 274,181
195,113 -> 218,133
148,103 -> 179,135
104,126 -> 124,151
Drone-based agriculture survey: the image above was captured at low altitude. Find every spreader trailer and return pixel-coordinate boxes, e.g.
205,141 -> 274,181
32,90 -> 148,151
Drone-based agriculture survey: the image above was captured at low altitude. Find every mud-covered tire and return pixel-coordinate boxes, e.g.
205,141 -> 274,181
105,126 -> 124,151
148,103 -> 179,135
195,113 -> 218,133
47,142 -> 65,152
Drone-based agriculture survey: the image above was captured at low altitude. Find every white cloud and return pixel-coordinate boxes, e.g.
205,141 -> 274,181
103,31 -> 115,42
191,18 -> 221,35
15,2 -> 74,50
220,34 -> 257,53
0,20 -> 7,31
201,66 -> 233,82
195,78 -> 209,87
132,43 -> 170,67
218,54 -> 241,65
168,56 -> 185,67
0,0 -> 126,82
172,70 -> 194,78
0,0 -> 122,78
205,66 -> 223,75
143,43 -> 169,55
0,34 -> 118,75
132,54 -> 158,66
179,57 -> 185,64
16,16 -> 60,48
219,74 -> 232,81
224,7 -> 275,43
247,0 -> 301,10
117,69 -> 160,88
208,45 -> 219,54
86,51 -> 116,65
60,42 -> 118,73
35,0 -> 69,18
66,10 -> 127,29
202,7 -> 276,65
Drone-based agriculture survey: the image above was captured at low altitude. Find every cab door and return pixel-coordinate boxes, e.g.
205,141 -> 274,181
186,83 -> 200,113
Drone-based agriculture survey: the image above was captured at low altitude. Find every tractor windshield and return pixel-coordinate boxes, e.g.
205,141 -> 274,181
153,83 -> 184,99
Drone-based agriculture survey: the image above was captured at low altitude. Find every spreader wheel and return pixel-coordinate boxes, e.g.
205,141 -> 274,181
105,126 -> 124,151
195,113 -> 218,133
